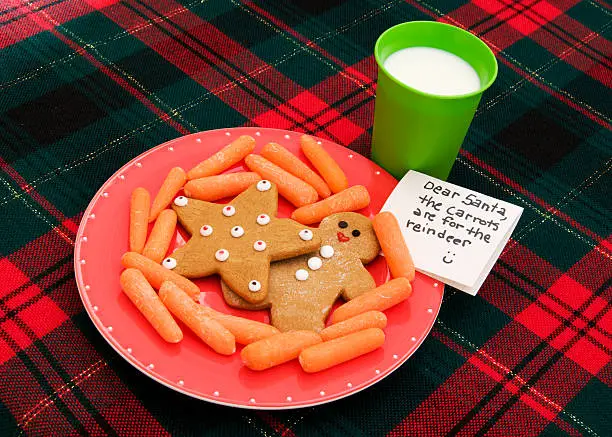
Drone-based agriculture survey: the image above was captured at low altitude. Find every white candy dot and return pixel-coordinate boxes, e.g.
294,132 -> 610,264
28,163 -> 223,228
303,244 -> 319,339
411,337 -> 417,342
213,391 -> 219,396
200,225 -> 213,237
127,348 -> 132,354
393,354 -> 399,359
248,280 -> 261,292
215,249 -> 229,262
102,192 -> 109,198
253,240 -> 266,251
178,380 -> 184,386
107,326 -> 113,332
148,364 -> 154,370
80,259 -> 86,265
320,391 -> 325,396
427,308 -> 433,313
299,229 -> 313,241
286,396 -> 292,402
222,205 -> 235,217
85,285 -> 91,291
347,382 -> 352,388
284,134 -> 290,139
135,162 -> 142,168
225,132 -> 231,136
320,245 -> 334,258
196,138 -> 202,143
256,180 -> 272,192
82,236 -> 88,242
92,305 -> 98,311
230,226 -> 244,238
249,398 -> 256,403
255,131 -> 261,136
174,196 -> 188,207
168,146 -> 174,151
162,257 -> 177,269
295,269 -> 309,281
307,257 -> 322,270
256,214 -> 270,225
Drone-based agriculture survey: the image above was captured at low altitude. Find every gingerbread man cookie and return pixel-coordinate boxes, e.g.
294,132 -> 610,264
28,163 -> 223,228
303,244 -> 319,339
221,212 -> 381,331
165,181 -> 321,304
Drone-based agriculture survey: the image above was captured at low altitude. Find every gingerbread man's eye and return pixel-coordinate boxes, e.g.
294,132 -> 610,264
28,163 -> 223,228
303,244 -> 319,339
352,229 -> 361,237
338,220 -> 348,229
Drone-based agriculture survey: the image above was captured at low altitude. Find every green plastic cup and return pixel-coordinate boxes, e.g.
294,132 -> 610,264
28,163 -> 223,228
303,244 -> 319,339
371,21 -> 498,180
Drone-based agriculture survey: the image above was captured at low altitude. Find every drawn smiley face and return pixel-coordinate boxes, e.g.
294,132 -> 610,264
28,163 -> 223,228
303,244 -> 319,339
442,251 -> 456,264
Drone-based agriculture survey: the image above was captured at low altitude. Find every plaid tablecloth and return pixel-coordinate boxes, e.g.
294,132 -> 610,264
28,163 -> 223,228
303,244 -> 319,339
1,0 -> 611,435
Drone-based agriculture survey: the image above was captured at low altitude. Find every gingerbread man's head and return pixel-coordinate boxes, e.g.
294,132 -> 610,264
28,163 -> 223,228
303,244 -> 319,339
319,212 -> 380,264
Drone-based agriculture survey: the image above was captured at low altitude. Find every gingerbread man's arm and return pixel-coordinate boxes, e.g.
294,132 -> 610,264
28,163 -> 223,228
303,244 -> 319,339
340,259 -> 376,301
258,219 -> 321,262
172,198 -> 220,235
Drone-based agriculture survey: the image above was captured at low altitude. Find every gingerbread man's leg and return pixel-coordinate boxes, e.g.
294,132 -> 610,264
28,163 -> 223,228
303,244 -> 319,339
340,260 -> 376,301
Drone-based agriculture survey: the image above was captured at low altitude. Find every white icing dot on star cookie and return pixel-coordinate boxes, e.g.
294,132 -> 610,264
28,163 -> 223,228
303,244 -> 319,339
253,240 -> 266,251
299,229 -> 313,241
295,269 -> 309,281
222,205 -> 235,217
248,280 -> 261,292
231,226 -> 244,238
215,249 -> 229,262
320,245 -> 334,258
174,196 -> 188,207
307,257 -> 322,270
256,214 -> 270,225
200,225 -> 213,237
162,257 -> 177,269
256,180 -> 271,191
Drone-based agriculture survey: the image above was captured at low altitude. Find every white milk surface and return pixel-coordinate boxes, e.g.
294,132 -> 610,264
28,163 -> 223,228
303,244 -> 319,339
383,47 -> 481,96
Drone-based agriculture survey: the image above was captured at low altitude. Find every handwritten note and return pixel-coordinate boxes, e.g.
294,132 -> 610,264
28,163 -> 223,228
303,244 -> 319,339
382,171 -> 523,295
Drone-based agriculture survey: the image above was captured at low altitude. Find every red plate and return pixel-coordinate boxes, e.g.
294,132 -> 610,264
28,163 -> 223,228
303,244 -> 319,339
74,127 -> 443,409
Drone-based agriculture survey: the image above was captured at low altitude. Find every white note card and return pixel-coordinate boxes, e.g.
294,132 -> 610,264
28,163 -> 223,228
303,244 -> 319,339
382,171 -> 523,295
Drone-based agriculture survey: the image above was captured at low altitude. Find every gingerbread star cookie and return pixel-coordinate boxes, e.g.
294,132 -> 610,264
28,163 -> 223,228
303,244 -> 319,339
165,180 -> 321,304
221,212 -> 381,331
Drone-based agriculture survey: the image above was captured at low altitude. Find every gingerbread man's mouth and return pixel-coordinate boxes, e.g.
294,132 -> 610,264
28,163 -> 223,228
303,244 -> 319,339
337,232 -> 350,242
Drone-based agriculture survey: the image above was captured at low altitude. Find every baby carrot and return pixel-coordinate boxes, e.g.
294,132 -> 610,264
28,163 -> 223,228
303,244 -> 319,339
119,269 -> 183,343
372,212 -> 415,281
261,142 -> 331,198
142,209 -> 177,263
299,328 -> 385,373
300,135 -> 348,193
291,185 -> 370,224
330,278 -> 412,324
159,282 -> 235,355
241,330 -> 322,371
245,154 -> 318,207
183,172 -> 261,201
187,135 -> 255,180
121,252 -> 200,302
198,306 -> 280,345
129,187 -> 150,253
149,167 -> 187,222
320,311 -> 387,341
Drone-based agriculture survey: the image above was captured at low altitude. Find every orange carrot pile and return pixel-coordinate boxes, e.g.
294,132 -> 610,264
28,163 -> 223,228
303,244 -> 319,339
198,306 -> 280,345
241,330 -> 322,371
331,278 -> 412,324
159,282 -> 235,355
184,172 -> 261,201
320,311 -> 387,341
121,252 -> 200,302
300,135 -> 348,193
120,269 -> 183,343
149,167 -> 187,222
142,209 -> 177,263
129,187 -> 150,253
291,185 -> 370,224
187,135 -> 255,180
245,154 -> 318,207
261,142 -> 331,198
372,212 -> 415,281
299,328 -> 385,373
